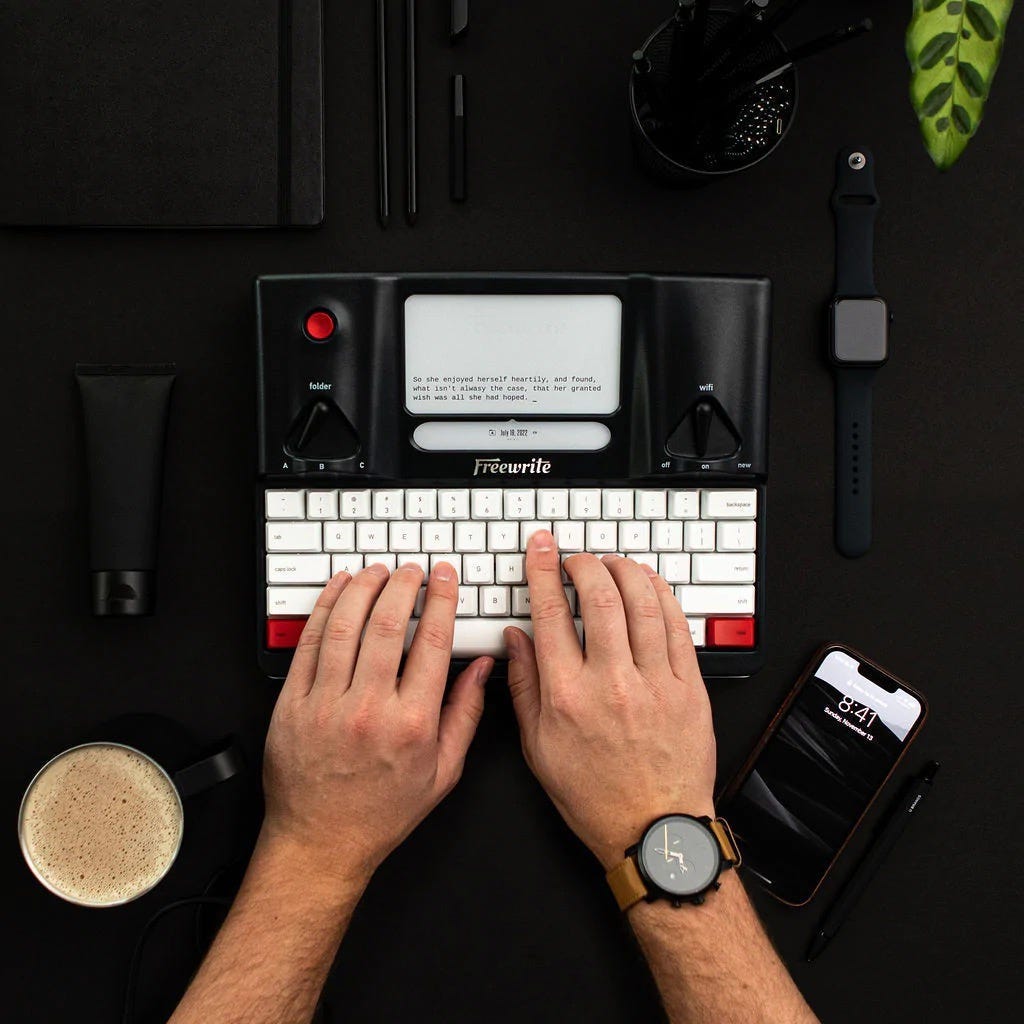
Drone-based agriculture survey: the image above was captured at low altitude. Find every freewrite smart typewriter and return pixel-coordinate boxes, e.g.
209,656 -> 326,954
256,273 -> 771,678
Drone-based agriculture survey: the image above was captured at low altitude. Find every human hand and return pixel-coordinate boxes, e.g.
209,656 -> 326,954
504,532 -> 716,869
262,562 -> 493,885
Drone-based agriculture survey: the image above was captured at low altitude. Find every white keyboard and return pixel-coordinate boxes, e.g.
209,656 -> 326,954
263,487 -> 759,657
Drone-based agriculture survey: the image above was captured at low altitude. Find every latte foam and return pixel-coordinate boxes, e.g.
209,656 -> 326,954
20,744 -> 182,906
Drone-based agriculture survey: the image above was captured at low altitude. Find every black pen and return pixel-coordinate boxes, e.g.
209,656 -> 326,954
806,761 -> 940,962
405,0 -> 418,225
376,0 -> 390,227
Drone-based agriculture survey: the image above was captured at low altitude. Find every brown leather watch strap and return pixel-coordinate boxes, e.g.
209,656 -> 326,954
710,817 -> 742,868
605,856 -> 648,911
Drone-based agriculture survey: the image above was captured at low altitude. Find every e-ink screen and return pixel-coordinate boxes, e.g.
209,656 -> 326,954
723,650 -> 922,901
403,294 -> 622,415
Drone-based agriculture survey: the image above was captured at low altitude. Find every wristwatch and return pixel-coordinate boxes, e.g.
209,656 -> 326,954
828,147 -> 890,559
605,814 -> 740,910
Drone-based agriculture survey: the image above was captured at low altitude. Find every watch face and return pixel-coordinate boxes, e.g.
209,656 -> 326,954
638,816 -> 721,898
831,298 -> 889,364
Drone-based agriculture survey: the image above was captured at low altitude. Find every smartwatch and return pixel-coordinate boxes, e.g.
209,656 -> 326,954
605,814 -> 740,910
829,147 -> 890,559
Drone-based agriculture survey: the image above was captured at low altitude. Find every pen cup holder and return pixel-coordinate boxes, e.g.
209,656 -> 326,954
630,10 -> 797,186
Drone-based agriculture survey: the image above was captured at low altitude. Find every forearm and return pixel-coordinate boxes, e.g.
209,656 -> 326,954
628,872 -> 819,1024
169,829 -> 370,1024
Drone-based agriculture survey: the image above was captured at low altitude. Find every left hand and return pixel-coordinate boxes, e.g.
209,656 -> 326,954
261,562 -> 493,885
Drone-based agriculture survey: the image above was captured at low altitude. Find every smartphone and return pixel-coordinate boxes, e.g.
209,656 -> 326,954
717,644 -> 927,906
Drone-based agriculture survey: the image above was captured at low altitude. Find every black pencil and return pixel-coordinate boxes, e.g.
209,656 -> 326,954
405,0 -> 418,225
376,0 -> 390,227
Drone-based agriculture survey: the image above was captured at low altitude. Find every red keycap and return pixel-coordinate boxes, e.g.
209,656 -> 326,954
266,618 -> 308,649
707,618 -> 756,649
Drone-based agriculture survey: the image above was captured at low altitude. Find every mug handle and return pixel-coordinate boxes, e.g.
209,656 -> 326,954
173,740 -> 245,798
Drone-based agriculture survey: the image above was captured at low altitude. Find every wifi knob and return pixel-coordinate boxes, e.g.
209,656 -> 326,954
667,398 -> 741,460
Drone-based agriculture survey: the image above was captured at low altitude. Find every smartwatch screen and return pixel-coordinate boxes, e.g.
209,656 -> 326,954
832,298 -> 888,364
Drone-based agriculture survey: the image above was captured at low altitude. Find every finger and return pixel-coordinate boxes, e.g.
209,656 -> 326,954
562,553 -> 630,666
639,563 -> 702,682
400,561 -> 459,707
525,530 -> 583,672
601,556 -> 670,675
504,627 -> 541,746
349,563 -> 425,694
436,657 -> 493,792
281,571 -> 352,699
314,563 -> 390,693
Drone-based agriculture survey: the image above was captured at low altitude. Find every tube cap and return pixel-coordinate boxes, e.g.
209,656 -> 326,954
91,570 -> 155,617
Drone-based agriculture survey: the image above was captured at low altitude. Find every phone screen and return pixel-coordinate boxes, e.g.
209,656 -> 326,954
721,648 -> 924,904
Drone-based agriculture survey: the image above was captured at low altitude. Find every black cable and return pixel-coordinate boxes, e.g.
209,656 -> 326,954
121,896 -> 231,1024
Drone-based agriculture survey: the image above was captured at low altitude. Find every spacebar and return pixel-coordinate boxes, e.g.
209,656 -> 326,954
403,618 -> 584,658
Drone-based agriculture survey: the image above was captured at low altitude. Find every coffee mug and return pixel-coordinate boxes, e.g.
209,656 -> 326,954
18,738 -> 242,908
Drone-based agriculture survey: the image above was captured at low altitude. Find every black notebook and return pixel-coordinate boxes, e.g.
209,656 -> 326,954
0,0 -> 324,227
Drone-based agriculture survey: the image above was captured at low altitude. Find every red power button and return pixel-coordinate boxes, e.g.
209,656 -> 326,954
304,310 -> 336,341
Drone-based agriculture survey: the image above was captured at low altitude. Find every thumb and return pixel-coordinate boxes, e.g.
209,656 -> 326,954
437,657 -> 492,790
504,627 -> 541,744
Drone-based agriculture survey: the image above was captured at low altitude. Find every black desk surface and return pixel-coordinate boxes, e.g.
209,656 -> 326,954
2,2 -> 1021,1021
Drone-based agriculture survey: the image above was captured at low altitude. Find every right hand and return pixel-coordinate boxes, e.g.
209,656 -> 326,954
504,531 -> 717,870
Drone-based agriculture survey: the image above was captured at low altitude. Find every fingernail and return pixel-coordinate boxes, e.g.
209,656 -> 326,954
530,529 -> 554,552
364,563 -> 389,577
432,561 -> 454,582
504,627 -> 520,659
332,570 -> 352,583
475,657 -> 495,684
397,562 -> 423,576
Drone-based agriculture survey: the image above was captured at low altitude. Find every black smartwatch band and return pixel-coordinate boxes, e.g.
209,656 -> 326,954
832,148 -> 878,297
835,367 -> 874,558
832,148 -> 880,558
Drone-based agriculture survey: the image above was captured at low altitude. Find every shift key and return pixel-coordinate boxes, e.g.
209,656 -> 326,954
675,585 -> 755,616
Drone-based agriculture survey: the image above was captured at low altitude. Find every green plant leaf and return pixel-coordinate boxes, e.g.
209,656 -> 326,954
907,0 -> 1015,169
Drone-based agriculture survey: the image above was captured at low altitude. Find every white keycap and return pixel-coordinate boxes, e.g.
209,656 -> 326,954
688,618 -> 707,647
306,490 -> 338,520
636,490 -> 668,519
717,521 -> 757,552
455,521 -> 487,552
472,489 -> 503,520
457,587 -> 478,616
266,490 -> 306,520
487,522 -> 519,552
340,490 -> 372,520
266,522 -> 321,552
512,587 -> 531,617
691,553 -> 756,584
422,522 -> 455,553
373,490 -> 404,520
668,490 -> 700,519
618,521 -> 651,552
430,554 -> 462,579
438,489 -> 470,520
701,489 -> 757,519
659,553 -> 691,583
401,618 -> 584,657
397,553 -> 430,574
405,489 -> 438,520
266,554 -> 331,585
652,520 -> 684,552
675,585 -> 755,615
586,521 -> 618,552
267,586 -> 322,616
504,489 -> 536,520
324,522 -> 356,552
602,489 -> 634,519
413,588 -> 427,616
368,553 -> 397,572
684,521 -> 716,552
520,520 -> 553,549
331,553 -> 364,576
496,554 -> 525,584
538,489 -> 569,520
463,554 -> 495,584
628,552 -> 659,572
480,586 -> 511,616
356,522 -> 388,552
563,585 -> 577,613
553,520 -> 585,552
570,488 -> 602,519
389,522 -> 421,552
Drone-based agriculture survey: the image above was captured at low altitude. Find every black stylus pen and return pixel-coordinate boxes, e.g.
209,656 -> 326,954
806,761 -> 940,962
405,0 -> 418,225
376,0 -> 390,227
